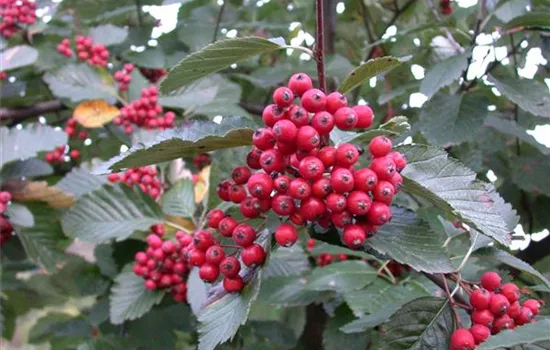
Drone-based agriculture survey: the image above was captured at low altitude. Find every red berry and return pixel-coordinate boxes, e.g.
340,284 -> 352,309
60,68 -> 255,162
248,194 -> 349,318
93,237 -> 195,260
247,172 -> 274,199
288,73 -> 313,97
273,86 -> 294,108
289,178 -> 312,200
70,149 -> 80,159
390,151 -> 407,172
335,143 -> 360,167
450,329 -> 475,350
480,271 -> 501,292
146,234 -> 162,249
223,276 -> 245,293
353,105 -> 374,129
229,185 -> 247,203
193,230 -> 215,251
232,166 -> 252,185
330,168 -> 354,193
469,289 -> 491,310
471,309 -> 494,327
367,201 -> 392,225
318,146 -> 336,167
492,314 -> 513,334
262,104 -> 285,127
301,89 -> 326,113
389,172 -> 403,191
199,263 -> 220,283
500,283 -> 520,303
311,177 -> 332,198
145,279 -> 157,290
274,223 -> 298,247
253,127 -> 276,151
271,194 -> 296,216
514,307 -> 533,325
217,180 -> 232,201
232,224 -> 256,247
299,197 -> 326,221
469,324 -> 490,345
334,107 -> 358,130
207,209 -> 225,228
353,168 -> 378,192
274,175 -> 291,193
218,216 -> 238,237
369,136 -> 393,157
241,244 -> 266,267
0,192 -> 12,203
507,301 -> 521,319
287,105 -> 309,127
220,256 -> 241,277
325,92 -> 348,114
259,148 -> 285,173
489,294 -> 510,316
273,119 -> 298,143
205,245 -> 226,265
347,191 -> 372,215
189,248 -> 206,266
326,193 -> 347,213
311,111 -> 335,135
343,224 -> 366,249
523,299 -> 541,316
298,156 -> 325,180
370,156 -> 396,181
372,181 -> 395,205
162,240 -> 175,254
296,126 -> 321,151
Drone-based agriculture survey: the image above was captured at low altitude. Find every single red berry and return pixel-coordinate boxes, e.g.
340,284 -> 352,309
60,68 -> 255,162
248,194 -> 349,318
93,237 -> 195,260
274,175 -> 291,193
220,256 -> 241,277
311,177 -> 332,198
507,301 -> 521,319
299,197 -> 326,221
162,240 -> 175,254
325,92 -> 348,114
353,105 -> 374,129
311,111 -> 335,135
330,210 -> 352,228
273,119 -> 298,143
298,156 -> 325,180
489,294 -> 510,316
252,198 -> 271,213
481,271 -> 502,292
330,168 -> 355,193
335,143 -> 360,167
470,288 -> 491,310
492,314 -> 513,334
514,307 -> 534,325
390,151 -> 407,172
229,185 -> 247,203
469,324 -> 490,345
217,180 -> 232,201
199,263 -> 220,283
207,209 -> 225,229
301,89 -> 327,113
241,244 -> 266,267
232,224 -> 256,247
334,107 -> 358,130
343,224 -> 366,249
523,299 -> 541,316
326,193 -> 347,213
246,147 -> 263,170
500,283 -> 520,303
273,86 -> 294,108
70,149 -> 80,159
372,181 -> 395,205
367,201 -> 392,225
471,309 -> 494,327
369,156 -> 396,181
346,191 -> 372,215
369,136 -> 393,157
223,276 -> 245,293
287,105 -> 309,127
253,127 -> 276,151
289,178 -> 312,200
247,172 -> 274,199
232,166 -> 252,185
389,172 -> 403,191
288,73 -> 313,97
262,104 -> 286,127
144,279 -> 157,290
353,168 -> 378,192
318,146 -> 336,167
146,234 -> 162,249
271,194 -> 296,216
189,248 -> 206,266
218,216 -> 238,237
274,223 -> 298,247
450,329 -> 475,350
0,192 -> 11,203
193,230 -> 215,251
205,245 -> 226,265
277,141 -> 297,155
296,126 -> 321,151
259,148 -> 285,173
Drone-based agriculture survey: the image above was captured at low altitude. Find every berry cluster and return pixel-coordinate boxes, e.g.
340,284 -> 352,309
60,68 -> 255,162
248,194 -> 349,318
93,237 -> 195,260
113,86 -> 176,134
192,153 -> 212,171
57,38 -> 73,57
440,0 -> 452,15
107,166 -> 162,199
45,145 -> 80,164
0,71 -> 7,80
450,271 -> 543,350
64,118 -> 88,142
133,225 -> 190,302
306,238 -> 348,267
114,64 -> 134,91
57,35 -> 110,67
139,67 -> 167,83
0,0 -> 36,38
0,191 -> 13,245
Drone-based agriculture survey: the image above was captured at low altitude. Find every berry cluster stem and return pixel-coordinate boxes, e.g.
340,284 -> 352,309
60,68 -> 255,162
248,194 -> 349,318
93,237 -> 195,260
315,0 -> 327,93
442,274 -> 462,328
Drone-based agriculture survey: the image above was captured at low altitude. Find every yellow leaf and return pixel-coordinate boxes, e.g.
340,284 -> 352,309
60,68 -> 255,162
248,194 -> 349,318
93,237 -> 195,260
73,100 -> 120,128
11,181 -> 74,208
165,215 -> 195,233
194,165 -> 210,204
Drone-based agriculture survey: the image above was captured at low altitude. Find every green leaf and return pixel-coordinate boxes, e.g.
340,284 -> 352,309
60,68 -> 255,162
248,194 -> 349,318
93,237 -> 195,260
377,297 -> 454,350
378,81 -> 420,105
77,335 -> 133,350
330,116 -> 410,146
478,320 -> 550,349
504,12 -> 550,31
340,309 -> 395,334
310,242 -> 377,260
197,269 -> 263,350
323,306 -> 369,350
420,50 -> 471,98
187,268 -> 210,317
158,76 -> 219,109
61,185 -> 163,243
95,116 -> 258,173
59,0 -> 162,21
489,74 -> 550,118
94,245 -> 118,278
259,275 -> 332,306
263,245 -> 310,279
400,144 -> 518,246
109,271 -> 165,325
4,203 -> 34,228
0,159 -> 53,182
484,114 -> 550,155
43,64 -> 117,103
510,155 -> 550,197
89,24 -> 129,46
494,0 -> 528,22
1,298 -> 15,340
161,178 -> 195,218
338,56 -> 408,94
418,93 -> 488,147
366,207 -> 454,273
306,261 -> 377,293
0,124 -> 67,169
160,37 -> 286,94
55,167 -> 109,199
122,48 -> 166,68
0,45 -> 38,71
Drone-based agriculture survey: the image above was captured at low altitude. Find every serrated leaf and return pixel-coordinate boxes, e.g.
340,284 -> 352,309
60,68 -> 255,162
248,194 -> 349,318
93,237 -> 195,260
418,93 -> 488,147
0,159 -> 53,182
77,334 -> 133,350
505,12 -> 550,31
323,306 -> 369,350
55,167 -> 109,199
43,64 -> 117,103
259,275 -> 332,306
109,271 -> 165,325
1,298 -> 15,340
159,77 -> 219,109
160,37 -> 286,94
306,261 -> 377,293
510,155 -> 550,197
366,207 -> 454,273
161,178 -> 195,218
0,45 -> 38,71
59,0 -> 162,21
95,116 -> 258,173
94,245 -> 118,278
187,268 -> 210,317
4,203 -> 34,227
61,185 -> 163,243
377,297 -> 454,350
478,320 -> 550,349
338,56 -> 408,94
340,309 -> 396,334
420,50 -> 471,98
484,114 -> 550,155
197,269 -> 263,350
0,124 -> 67,169
330,116 -> 410,146
88,24 -> 128,46
73,100 -> 120,128
310,242 -> 377,260
489,74 -> 550,118
11,181 -> 75,208
400,144 -> 518,246
263,245 -> 310,279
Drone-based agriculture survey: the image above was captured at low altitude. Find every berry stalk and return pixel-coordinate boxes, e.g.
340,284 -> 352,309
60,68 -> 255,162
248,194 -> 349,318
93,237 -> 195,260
315,0 -> 327,93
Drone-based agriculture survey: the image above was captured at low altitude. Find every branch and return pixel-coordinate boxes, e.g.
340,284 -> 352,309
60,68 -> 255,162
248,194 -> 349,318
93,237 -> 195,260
0,100 -> 66,125
422,272 -> 469,306
315,0 -> 327,92
323,0 -> 337,55
212,0 -> 226,43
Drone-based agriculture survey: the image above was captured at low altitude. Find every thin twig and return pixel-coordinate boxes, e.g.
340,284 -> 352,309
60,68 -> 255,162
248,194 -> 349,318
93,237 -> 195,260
442,274 -> 462,328
315,0 -> 327,92
461,0 -> 486,86
424,0 -> 462,53
212,0 -> 226,43
135,0 -> 143,26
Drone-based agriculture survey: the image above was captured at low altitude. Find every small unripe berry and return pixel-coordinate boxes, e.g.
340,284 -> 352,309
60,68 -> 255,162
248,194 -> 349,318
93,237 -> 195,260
223,276 -> 245,293
199,263 -> 220,283
469,324 -> 490,345
274,223 -> 298,247
343,224 -> 366,249
241,244 -> 266,267
220,256 -> 241,277
469,288 -> 491,310
480,271 -> 501,292
450,329 -> 475,350
301,89 -> 327,113
369,136 -> 393,157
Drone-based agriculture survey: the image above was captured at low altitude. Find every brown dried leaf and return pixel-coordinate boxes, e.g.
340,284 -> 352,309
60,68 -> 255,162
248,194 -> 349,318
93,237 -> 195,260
73,99 -> 120,128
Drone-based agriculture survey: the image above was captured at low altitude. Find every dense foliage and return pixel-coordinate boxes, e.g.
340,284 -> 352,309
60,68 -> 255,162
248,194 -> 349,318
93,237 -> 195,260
1,0 -> 550,349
